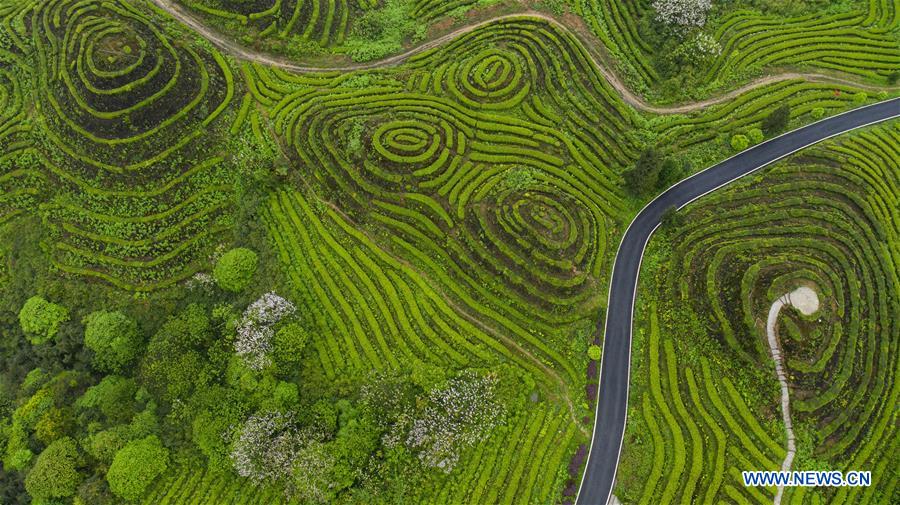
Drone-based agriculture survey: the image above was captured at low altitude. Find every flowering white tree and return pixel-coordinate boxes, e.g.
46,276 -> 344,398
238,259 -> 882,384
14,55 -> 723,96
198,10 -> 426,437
229,411 -> 306,482
404,371 -> 504,472
652,0 -> 713,31
291,441 -> 335,503
671,32 -> 722,64
234,292 -> 296,370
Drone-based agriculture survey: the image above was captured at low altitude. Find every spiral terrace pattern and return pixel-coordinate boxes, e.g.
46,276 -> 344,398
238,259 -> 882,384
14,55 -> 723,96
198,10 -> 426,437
1,1 -> 898,504
0,0 -> 238,290
618,123 -> 899,504
178,0 -> 354,47
247,19 -> 638,387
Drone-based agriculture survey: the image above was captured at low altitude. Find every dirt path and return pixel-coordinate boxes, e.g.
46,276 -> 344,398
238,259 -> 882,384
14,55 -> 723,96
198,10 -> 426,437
148,0 -> 895,115
766,286 -> 819,505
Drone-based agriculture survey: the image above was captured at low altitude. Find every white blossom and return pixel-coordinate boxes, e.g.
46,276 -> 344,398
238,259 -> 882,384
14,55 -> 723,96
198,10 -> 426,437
234,292 -> 296,370
653,0 -> 712,30
230,411 -> 306,482
404,371 -> 504,472
186,272 -> 215,289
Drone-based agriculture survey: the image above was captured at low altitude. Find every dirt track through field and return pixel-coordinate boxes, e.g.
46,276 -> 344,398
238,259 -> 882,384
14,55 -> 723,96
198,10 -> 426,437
148,0 -> 895,114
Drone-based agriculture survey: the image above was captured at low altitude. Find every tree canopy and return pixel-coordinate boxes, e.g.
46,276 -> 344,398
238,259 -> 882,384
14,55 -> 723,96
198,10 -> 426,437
624,148 -> 662,196
106,435 -> 169,501
83,311 -> 143,373
762,104 -> 791,135
24,437 -> 82,501
19,296 -> 69,345
213,248 -> 259,292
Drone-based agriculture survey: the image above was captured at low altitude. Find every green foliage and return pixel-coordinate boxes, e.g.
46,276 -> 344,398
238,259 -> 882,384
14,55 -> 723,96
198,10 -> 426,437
107,435 -> 169,501
213,248 -> 259,292
730,134 -> 749,151
660,205 -> 686,229
19,296 -> 69,345
587,345 -> 601,361
83,311 -> 143,373
25,437 -> 82,501
273,381 -> 299,409
1,2 -> 893,504
346,0 -> 425,61
810,107 -> 826,119
139,305 -> 213,402
76,376 -> 139,424
762,104 -> 791,135
624,148 -> 663,195
747,128 -> 764,144
272,322 -> 309,373
852,91 -> 868,104
190,386 -> 247,470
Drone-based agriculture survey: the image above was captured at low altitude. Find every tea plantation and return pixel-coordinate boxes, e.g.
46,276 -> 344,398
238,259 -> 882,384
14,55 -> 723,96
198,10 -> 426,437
0,0 -> 896,504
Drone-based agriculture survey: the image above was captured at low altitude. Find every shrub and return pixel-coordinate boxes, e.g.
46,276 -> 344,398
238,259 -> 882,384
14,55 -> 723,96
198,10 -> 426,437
107,436 -> 169,501
83,311 -> 143,373
852,92 -> 867,104
810,107 -> 826,120
213,248 -> 258,292
888,71 -> 899,85
25,437 -> 82,501
660,205 -> 686,229
730,134 -> 749,151
587,345 -> 602,361
747,128 -> 764,144
19,296 -> 69,345
762,104 -> 791,135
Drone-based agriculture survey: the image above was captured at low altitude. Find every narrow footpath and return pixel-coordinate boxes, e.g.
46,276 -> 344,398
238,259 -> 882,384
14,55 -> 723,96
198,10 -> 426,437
766,286 -> 819,505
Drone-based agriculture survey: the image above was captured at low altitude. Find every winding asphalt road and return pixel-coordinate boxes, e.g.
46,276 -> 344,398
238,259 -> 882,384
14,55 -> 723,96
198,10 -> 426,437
575,98 -> 900,505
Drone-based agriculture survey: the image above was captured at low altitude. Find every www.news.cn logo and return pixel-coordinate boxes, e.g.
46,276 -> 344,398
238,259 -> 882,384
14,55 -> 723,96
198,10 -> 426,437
742,471 -> 871,487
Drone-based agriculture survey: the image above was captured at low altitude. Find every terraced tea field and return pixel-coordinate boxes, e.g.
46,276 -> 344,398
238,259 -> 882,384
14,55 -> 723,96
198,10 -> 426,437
0,0 -> 896,504
579,0 -> 900,98
616,123 -> 899,505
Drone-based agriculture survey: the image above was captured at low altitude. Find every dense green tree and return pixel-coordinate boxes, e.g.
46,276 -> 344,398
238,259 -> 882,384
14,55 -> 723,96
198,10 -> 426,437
106,435 -> 168,501
190,386 -> 247,470
273,381 -> 299,409
75,376 -> 139,425
33,406 -> 74,444
75,475 -> 118,505
213,248 -> 258,292
24,437 -> 82,501
272,322 -> 309,373
139,305 -> 213,402
83,311 -> 143,373
762,104 -> 791,135
656,157 -> 685,190
623,148 -> 662,196
19,296 -> 69,345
